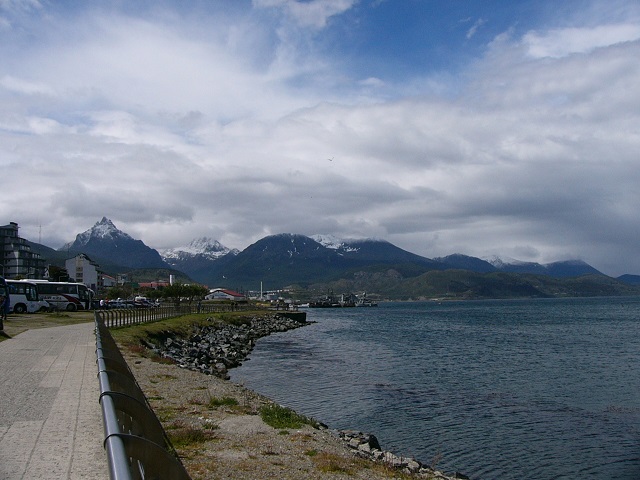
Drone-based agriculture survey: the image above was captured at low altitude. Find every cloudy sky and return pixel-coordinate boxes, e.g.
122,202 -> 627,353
2,0 -> 639,276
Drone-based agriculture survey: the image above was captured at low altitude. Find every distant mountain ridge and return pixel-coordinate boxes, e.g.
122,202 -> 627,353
435,254 -> 604,278
617,274 -> 640,286
39,218 -> 639,297
190,233 -> 445,289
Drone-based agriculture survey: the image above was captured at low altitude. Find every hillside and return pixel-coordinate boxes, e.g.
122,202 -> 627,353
303,270 -> 640,302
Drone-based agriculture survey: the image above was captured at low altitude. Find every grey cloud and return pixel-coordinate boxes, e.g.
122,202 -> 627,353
2,2 -> 640,276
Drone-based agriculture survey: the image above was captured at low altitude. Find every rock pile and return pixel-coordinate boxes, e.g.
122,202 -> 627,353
144,313 -> 310,379
338,430 -> 469,480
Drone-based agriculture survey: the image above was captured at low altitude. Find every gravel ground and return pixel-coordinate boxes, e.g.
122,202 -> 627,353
119,346 -> 442,480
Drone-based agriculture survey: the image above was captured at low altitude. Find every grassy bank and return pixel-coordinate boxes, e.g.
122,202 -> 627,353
108,310 -> 264,347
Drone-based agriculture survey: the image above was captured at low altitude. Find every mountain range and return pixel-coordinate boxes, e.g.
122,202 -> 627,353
32,217 -> 639,300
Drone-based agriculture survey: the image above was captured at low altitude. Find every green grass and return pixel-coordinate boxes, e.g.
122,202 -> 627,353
208,396 -> 239,408
259,404 -> 320,430
0,311 -> 94,341
168,426 -> 211,448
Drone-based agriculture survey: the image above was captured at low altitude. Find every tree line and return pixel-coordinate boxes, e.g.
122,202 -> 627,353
105,283 -> 209,306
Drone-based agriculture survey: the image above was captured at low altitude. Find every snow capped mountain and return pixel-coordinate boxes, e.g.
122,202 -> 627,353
484,255 -> 527,268
159,237 -> 237,262
63,217 -> 132,250
158,237 -> 239,282
88,217 -> 132,240
61,217 -> 169,269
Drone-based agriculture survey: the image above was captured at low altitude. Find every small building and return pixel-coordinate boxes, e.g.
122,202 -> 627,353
205,288 -> 245,301
102,274 -> 117,288
65,253 -> 100,292
65,253 -> 117,294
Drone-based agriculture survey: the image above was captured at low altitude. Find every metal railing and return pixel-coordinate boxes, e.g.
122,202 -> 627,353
95,302 -> 252,328
95,316 -> 192,480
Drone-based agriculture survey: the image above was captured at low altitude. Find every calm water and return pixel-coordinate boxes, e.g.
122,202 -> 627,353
230,297 -> 640,479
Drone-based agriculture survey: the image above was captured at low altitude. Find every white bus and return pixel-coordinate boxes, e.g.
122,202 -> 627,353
24,280 -> 93,311
6,280 -> 50,314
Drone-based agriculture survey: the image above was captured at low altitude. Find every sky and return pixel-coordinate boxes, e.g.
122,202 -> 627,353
1,0 -> 640,276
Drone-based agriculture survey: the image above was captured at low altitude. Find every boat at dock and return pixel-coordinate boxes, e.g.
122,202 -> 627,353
355,298 -> 378,307
355,292 -> 377,307
309,292 -> 378,308
309,292 -> 356,308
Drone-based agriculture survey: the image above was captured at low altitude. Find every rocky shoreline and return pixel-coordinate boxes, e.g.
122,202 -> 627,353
142,312 -> 311,379
141,313 -> 467,480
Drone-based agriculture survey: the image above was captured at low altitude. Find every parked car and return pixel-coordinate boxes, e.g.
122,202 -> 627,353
134,299 -> 158,308
105,300 -> 127,309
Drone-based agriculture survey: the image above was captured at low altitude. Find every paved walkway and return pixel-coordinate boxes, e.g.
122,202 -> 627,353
0,323 -> 108,479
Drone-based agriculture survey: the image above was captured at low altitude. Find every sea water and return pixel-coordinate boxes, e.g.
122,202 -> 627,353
230,297 -> 640,479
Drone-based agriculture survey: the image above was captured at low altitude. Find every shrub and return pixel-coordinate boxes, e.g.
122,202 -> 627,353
168,426 -> 210,448
208,396 -> 239,408
259,404 -> 319,429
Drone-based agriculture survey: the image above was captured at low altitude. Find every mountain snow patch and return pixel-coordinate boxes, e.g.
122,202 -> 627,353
311,234 -> 360,252
159,237 -> 235,261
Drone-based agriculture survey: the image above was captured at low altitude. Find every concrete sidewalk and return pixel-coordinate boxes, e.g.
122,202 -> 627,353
0,323 -> 108,479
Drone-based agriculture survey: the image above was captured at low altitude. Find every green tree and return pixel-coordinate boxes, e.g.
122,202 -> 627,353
47,265 -> 69,282
146,289 -> 164,302
106,285 -> 133,300
160,283 -> 208,306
